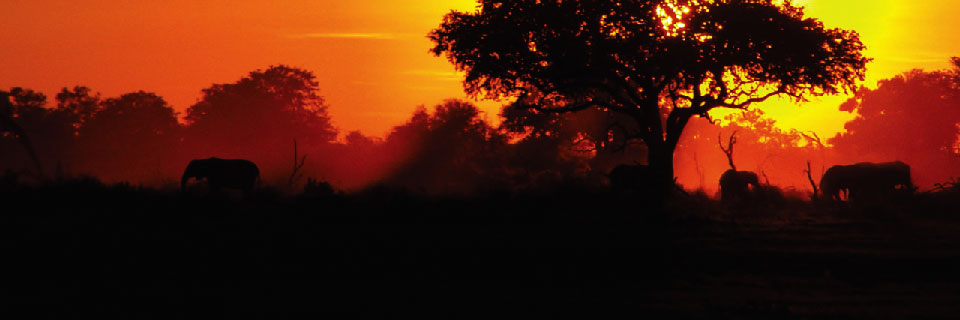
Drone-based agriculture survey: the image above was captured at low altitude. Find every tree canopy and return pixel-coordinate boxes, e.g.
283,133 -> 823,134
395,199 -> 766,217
382,100 -> 508,194
830,61 -> 960,187
431,0 -> 869,187
0,89 -> 46,175
184,65 -> 337,157
78,91 -> 181,181
55,86 -> 100,132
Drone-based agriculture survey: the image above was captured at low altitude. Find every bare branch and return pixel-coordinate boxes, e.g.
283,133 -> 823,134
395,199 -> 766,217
800,131 -> 825,149
719,89 -> 786,109
288,139 -> 307,187
804,160 -> 819,200
718,130 -> 738,170
0,109 -> 44,177
760,170 -> 771,185
519,99 -> 615,114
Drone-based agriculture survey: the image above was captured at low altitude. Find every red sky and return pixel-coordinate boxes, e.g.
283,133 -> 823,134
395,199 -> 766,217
2,0 -> 959,138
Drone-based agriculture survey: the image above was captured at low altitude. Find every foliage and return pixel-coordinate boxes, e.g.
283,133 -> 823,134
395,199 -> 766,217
78,91 -> 181,181
184,65 -> 337,156
430,0 -> 869,187
381,100 -> 509,194
0,88 -> 71,176
55,86 -> 101,132
674,109 -> 826,194
1,87 -> 184,182
83,91 -> 179,140
501,102 -> 646,174
830,63 -> 960,187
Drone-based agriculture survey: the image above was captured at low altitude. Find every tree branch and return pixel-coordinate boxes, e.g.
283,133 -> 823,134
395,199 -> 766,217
520,100 -> 616,114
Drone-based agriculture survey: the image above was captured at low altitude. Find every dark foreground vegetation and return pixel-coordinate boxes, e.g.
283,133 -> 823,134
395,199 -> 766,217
5,1 -> 960,318
4,178 -> 960,319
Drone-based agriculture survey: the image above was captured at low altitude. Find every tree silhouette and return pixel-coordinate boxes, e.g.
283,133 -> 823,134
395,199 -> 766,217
830,61 -> 960,188
55,86 -> 101,134
0,89 -> 45,176
382,100 -> 508,194
0,88 -> 85,178
77,91 -> 181,181
430,0 -> 868,191
501,102 -> 645,174
325,130 -> 386,190
184,65 -> 337,161
674,109 -> 824,194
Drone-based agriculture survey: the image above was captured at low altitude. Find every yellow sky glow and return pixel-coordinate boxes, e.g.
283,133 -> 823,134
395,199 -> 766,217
737,0 -> 958,138
0,0 -> 957,139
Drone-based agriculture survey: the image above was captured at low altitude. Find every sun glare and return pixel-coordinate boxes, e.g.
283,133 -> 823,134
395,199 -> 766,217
656,1 -> 691,36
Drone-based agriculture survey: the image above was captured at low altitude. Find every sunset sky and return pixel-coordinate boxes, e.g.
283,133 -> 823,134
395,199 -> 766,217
2,0 -> 959,138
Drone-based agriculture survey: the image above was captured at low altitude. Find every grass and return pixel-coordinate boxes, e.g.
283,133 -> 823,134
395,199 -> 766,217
3,177 -> 960,318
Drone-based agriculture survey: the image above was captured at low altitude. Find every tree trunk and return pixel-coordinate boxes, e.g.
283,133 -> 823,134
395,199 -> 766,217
646,139 -> 677,197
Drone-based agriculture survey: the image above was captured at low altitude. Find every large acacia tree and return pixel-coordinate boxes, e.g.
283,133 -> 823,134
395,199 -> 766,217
430,0 -> 868,188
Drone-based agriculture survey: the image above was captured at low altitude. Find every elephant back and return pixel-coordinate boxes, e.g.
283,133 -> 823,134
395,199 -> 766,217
184,157 -> 260,191
820,161 -> 912,201
719,169 -> 758,203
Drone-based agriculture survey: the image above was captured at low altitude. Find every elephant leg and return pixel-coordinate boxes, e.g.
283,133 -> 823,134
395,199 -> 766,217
207,178 -> 221,193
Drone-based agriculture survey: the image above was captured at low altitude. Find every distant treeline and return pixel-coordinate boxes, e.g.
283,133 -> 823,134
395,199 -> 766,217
3,63 -> 960,195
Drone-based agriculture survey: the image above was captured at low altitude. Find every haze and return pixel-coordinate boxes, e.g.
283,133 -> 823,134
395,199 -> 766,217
3,0 -> 958,138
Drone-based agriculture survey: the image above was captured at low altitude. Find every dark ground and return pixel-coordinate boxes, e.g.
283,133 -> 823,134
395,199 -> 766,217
3,180 -> 960,319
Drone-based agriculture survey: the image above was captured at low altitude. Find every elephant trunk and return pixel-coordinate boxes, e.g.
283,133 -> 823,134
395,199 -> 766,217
181,160 -> 197,192
905,171 -> 914,191
181,173 -> 190,192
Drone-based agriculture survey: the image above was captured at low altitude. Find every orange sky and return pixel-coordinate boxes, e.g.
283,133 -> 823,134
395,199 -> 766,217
2,0 -> 959,138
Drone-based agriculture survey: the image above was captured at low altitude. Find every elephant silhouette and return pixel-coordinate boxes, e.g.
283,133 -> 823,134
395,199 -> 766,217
819,161 -> 912,202
181,158 -> 261,192
719,169 -> 760,203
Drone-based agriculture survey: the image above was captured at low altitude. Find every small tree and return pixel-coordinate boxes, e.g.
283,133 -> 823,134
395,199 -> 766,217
431,0 -> 868,191
288,139 -> 307,187
804,160 -> 818,200
0,90 -> 44,176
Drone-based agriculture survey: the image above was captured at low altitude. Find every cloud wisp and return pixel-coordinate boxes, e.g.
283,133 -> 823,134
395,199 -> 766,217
286,32 -> 417,40
401,69 -> 465,82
